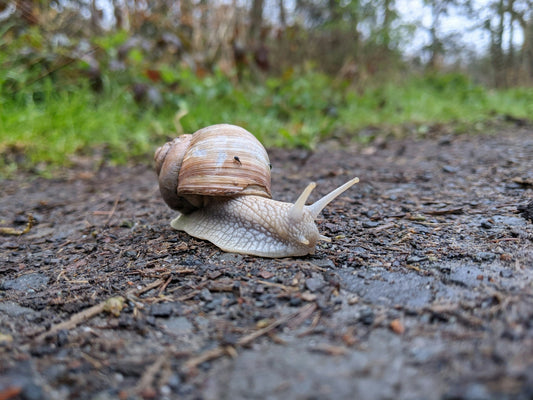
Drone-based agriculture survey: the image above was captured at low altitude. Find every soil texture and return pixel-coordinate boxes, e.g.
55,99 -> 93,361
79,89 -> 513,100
1,127 -> 533,400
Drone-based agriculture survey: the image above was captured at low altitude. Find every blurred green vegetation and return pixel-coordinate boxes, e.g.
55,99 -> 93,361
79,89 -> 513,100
1,29 -> 532,176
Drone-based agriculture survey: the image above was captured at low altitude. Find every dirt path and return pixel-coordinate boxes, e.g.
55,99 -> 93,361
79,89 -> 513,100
1,127 -> 532,400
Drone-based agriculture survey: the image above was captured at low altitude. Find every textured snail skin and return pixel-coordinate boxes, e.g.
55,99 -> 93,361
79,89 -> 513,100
171,196 -> 319,257
170,178 -> 359,258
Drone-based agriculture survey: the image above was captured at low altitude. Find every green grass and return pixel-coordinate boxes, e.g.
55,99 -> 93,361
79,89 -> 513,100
1,70 -> 532,175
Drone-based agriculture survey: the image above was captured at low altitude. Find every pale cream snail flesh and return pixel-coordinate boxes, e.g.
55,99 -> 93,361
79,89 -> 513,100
154,124 -> 359,258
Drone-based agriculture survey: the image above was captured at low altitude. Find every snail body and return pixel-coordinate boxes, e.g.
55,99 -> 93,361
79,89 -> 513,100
155,124 -> 358,258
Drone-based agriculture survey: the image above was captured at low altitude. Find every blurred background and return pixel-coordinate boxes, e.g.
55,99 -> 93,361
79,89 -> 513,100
1,0 -> 532,174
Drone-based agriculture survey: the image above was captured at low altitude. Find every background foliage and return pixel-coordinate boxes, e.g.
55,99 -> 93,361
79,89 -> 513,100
0,0 -> 532,174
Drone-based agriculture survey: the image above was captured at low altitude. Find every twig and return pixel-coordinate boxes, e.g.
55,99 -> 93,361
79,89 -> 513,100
173,268 -> 196,274
128,278 -> 167,297
256,279 -> 297,292
236,314 -> 291,347
176,290 -> 201,301
423,207 -> 464,215
133,353 -> 169,397
81,352 -> 103,369
297,309 -> 323,337
158,275 -> 173,296
0,214 -> 35,236
183,347 -> 230,371
287,303 -> 317,329
369,221 -> 397,233
105,194 -> 121,226
35,296 -> 125,341
391,232 -> 412,245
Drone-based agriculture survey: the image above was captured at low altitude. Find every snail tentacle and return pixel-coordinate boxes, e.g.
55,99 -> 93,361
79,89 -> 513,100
307,177 -> 360,218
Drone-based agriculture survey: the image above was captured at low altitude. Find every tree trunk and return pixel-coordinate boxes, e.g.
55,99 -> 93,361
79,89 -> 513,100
180,0 -> 194,49
427,1 -> 442,70
524,19 -> 533,82
249,0 -> 264,45
278,0 -> 286,28
492,0 -> 506,87
112,0 -> 124,30
382,0 -> 393,49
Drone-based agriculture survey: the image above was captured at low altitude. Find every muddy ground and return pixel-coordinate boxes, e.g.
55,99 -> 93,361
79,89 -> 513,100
1,125 -> 533,400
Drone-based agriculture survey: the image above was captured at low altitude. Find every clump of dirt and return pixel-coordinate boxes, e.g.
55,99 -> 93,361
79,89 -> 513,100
1,127 -> 532,400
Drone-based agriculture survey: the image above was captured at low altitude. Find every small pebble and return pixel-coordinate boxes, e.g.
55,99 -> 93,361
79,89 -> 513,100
305,277 -> 324,292
311,258 -> 335,268
289,297 -> 302,307
359,308 -> 375,325
475,252 -> 495,262
347,295 -> 359,305
442,165 -> 459,173
217,253 -> 244,263
14,214 -> 30,224
480,220 -> 493,229
199,288 -> 213,302
406,255 -> 426,264
167,373 -> 182,390
438,136 -> 452,146
160,385 -> 171,396
149,302 -> 176,318
500,270 -> 513,278
364,210 -> 376,218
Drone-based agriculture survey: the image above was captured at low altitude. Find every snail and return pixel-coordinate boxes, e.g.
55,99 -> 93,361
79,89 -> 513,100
154,124 -> 359,258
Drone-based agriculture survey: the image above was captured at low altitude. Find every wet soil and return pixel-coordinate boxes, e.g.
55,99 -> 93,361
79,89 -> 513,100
1,127 -> 533,400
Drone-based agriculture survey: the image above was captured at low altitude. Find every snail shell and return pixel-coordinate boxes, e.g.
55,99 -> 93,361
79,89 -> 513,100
155,124 -> 359,257
154,124 -> 272,214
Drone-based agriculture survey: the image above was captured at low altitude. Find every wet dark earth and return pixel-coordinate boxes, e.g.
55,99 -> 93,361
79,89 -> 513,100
1,126 -> 533,400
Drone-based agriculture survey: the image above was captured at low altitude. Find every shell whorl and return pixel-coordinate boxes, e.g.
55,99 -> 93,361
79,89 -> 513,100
155,124 -> 272,214
155,134 -> 195,212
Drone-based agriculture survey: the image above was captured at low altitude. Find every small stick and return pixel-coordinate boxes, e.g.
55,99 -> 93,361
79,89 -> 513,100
183,347 -> 229,371
256,279 -> 296,292
423,207 -> 464,215
173,268 -> 196,274
133,353 -> 169,396
104,194 -> 121,226
35,296 -> 125,341
128,278 -> 167,297
287,303 -> 317,329
369,222 -> 396,233
238,302 -> 316,346
176,290 -> 201,301
158,276 -> 173,296
236,315 -> 290,347
0,214 -> 35,236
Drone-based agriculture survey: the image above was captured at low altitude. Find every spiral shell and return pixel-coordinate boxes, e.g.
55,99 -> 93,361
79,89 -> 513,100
155,124 -> 272,214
